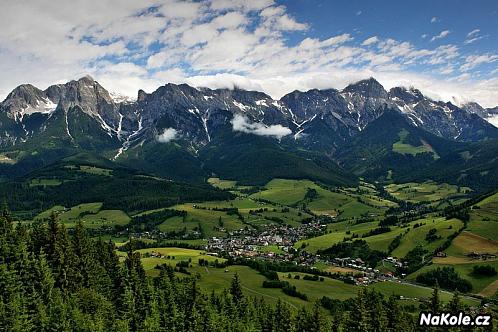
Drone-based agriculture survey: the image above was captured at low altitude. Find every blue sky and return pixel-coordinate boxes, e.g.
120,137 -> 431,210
0,0 -> 497,106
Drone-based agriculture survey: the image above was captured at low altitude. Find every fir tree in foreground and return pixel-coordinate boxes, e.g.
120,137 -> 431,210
0,209 -> 493,331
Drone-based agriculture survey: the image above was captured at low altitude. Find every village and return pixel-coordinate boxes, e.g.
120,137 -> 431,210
205,222 -> 404,286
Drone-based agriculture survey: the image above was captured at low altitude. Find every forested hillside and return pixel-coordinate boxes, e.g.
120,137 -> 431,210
0,208 -> 493,331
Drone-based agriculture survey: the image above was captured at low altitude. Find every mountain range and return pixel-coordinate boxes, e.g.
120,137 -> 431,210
1,75 -> 498,190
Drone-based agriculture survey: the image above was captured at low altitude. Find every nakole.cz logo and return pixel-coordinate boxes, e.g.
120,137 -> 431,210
419,311 -> 491,327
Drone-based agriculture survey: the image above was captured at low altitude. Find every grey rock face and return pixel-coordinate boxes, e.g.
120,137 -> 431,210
1,76 -> 497,157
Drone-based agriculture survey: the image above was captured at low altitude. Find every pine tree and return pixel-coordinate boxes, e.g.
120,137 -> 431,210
386,295 -> 402,332
72,219 -> 93,288
365,289 -> 387,332
294,306 -> 309,332
430,283 -> 440,313
309,301 -> 326,332
447,292 -> 462,312
229,273 -> 244,305
347,288 -> 370,332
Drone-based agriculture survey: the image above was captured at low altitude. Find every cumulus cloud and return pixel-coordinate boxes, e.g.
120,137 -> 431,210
362,36 -> 379,46
0,1 -> 497,108
430,17 -> 438,23
461,54 -> 498,71
430,30 -> 450,42
156,128 -> 178,143
231,114 -> 291,139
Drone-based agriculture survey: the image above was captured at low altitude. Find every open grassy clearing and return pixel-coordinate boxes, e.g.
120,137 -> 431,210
257,245 -> 284,254
198,197 -> 263,210
250,179 -> 312,205
35,202 -> 131,228
278,272 -> 478,306
34,205 -> 66,220
307,188 -> 385,218
29,178 -> 62,186
78,165 -> 113,176
189,265 -> 479,309
313,262 -> 358,274
385,181 -> 471,203
35,203 -> 102,221
409,260 -> 498,296
190,197 -> 312,227
192,265 -> 308,308
278,272 -> 357,301
249,178 -> 387,220
158,203 -> 247,237
370,281 -> 478,306
294,221 -> 379,253
445,231 -> 498,259
364,227 -> 407,252
207,177 -> 237,190
392,129 -> 439,159
479,280 -> 498,297
137,196 -> 311,235
296,216 -> 463,256
121,247 -> 224,276
391,217 -> 463,258
80,209 -> 130,228
469,192 -> 498,240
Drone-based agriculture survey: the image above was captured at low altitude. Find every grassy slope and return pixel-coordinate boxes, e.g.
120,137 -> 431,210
385,181 -> 470,203
409,260 -> 498,295
391,218 -> 464,258
250,179 -> 386,219
35,202 -> 131,228
469,192 -> 498,240
121,247 -> 225,277
392,129 -> 438,158
250,179 -> 311,205
296,217 -> 464,256
190,266 -> 479,308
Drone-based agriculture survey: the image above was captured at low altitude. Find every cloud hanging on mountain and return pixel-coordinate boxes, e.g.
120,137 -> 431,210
156,128 -> 178,143
231,114 -> 291,139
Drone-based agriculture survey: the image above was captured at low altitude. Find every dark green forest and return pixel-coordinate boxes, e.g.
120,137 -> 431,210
0,207 -> 494,331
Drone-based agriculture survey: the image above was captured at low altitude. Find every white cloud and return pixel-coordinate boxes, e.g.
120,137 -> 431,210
430,30 -> 450,42
356,10 -> 362,16
231,114 -> 291,139
430,17 -> 438,23
467,29 -> 480,37
464,29 -> 484,45
464,36 -> 484,45
362,36 -> 379,46
0,1 -> 497,108
156,128 -> 178,143
461,54 -> 498,71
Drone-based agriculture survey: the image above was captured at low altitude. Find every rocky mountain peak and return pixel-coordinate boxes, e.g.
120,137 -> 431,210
137,89 -> 148,102
3,84 -> 46,106
462,102 -> 487,117
343,77 -> 388,99
389,86 -> 425,104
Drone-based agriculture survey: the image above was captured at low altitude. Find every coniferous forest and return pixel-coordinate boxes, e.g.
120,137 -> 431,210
0,207 -> 494,331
